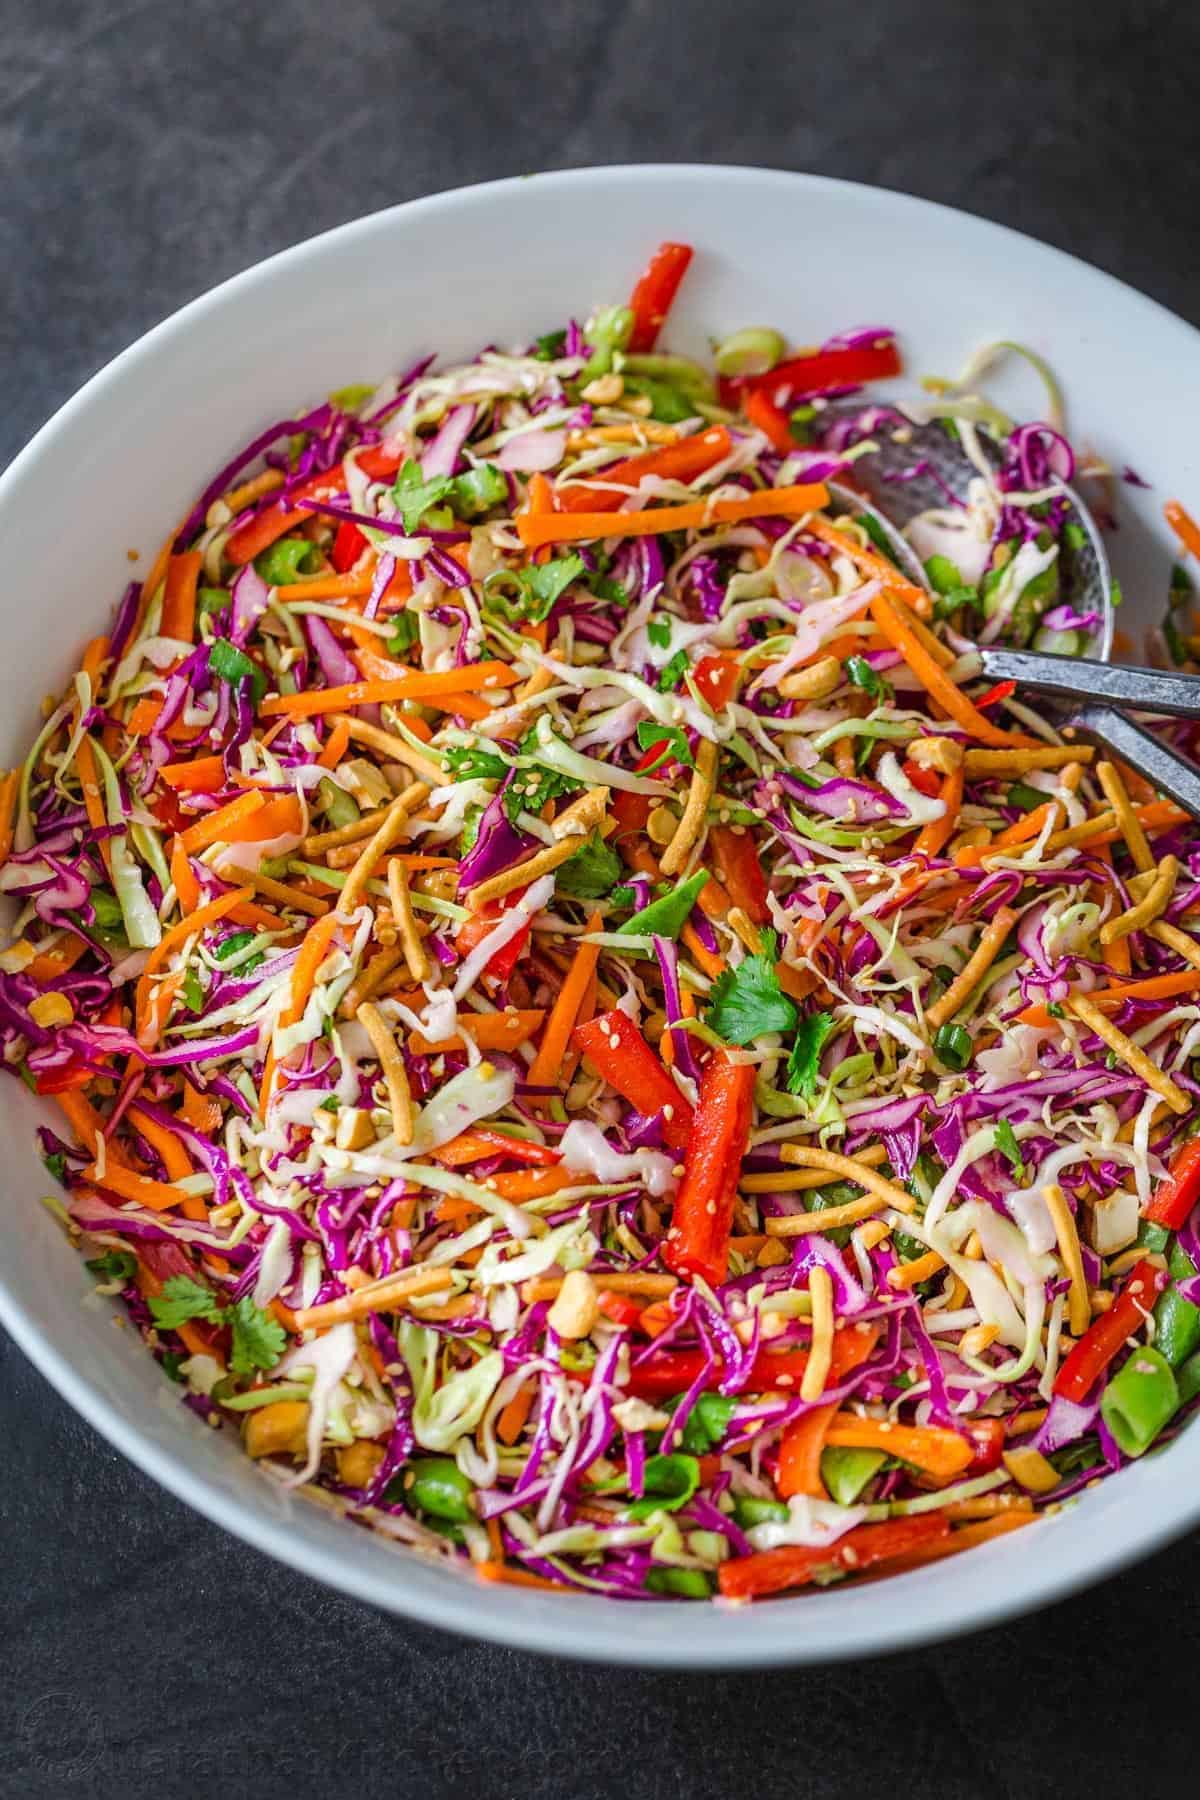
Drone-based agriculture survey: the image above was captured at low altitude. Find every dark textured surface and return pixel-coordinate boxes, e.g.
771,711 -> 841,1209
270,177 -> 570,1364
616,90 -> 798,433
3,1 -> 1199,1794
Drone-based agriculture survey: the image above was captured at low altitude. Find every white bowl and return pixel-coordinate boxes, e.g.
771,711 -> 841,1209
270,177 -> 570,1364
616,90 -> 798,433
2,165 -> 1197,1666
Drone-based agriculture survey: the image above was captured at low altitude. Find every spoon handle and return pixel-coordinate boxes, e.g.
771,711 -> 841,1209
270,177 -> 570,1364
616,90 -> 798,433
978,647 -> 1200,719
1068,703 -> 1200,821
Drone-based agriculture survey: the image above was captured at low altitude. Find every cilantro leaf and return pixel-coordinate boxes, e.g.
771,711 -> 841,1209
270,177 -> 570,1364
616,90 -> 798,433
444,743 -> 509,784
392,458 -> 455,533
706,932 -> 798,1045
646,615 -> 672,649
503,765 -> 575,822
785,1011 -> 836,1096
845,656 -> 892,704
533,329 -> 567,361
43,1151 -> 67,1184
226,1296 -> 288,1376
994,1119 -> 1026,1183
556,833 -> 622,899
148,1275 -> 225,1330
658,649 -> 690,693
635,719 -> 694,771
182,968 -> 205,1014
450,465 -> 507,518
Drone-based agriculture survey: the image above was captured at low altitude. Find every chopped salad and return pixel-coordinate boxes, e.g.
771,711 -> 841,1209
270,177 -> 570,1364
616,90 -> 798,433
10,239 -> 1200,1603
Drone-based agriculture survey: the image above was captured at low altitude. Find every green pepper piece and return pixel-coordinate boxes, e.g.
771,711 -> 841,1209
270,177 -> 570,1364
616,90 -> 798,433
626,1452 -> 700,1519
820,1445 -> 887,1505
618,867 -> 711,942
1154,1239 -> 1200,1367
643,1567 -> 714,1598
398,1455 -> 476,1523
1100,1345 -> 1180,1457
731,1496 -> 789,1530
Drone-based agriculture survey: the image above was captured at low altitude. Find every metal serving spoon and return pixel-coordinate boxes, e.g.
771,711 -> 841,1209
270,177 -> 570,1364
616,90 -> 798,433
824,409 -> 1200,818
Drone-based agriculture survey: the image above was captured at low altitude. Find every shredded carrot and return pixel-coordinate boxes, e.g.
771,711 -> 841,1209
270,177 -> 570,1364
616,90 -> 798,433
409,1010 -> 545,1054
318,718 -> 351,770
74,737 -> 114,879
158,755 -> 227,792
1018,966 -> 1200,1028
804,515 -> 932,618
27,936 -> 90,984
142,885 -> 253,979
474,1561 -> 571,1592
126,1105 -> 207,1222
517,481 -> 829,548
218,794 -> 303,844
496,1384 -> 536,1446
1165,499 -> 1200,562
275,571 -> 376,602
822,1415 -> 975,1481
883,1511 -> 1035,1571
0,769 -> 19,869
871,590 -> 1018,746
556,426 -> 732,513
527,911 -> 603,1089
482,1166 -> 581,1202
160,550 -> 203,643
260,661 -> 518,719
177,789 -> 266,852
912,764 -> 963,860
181,1080 -> 222,1135
55,1089 -> 119,1161
83,1160 -> 195,1215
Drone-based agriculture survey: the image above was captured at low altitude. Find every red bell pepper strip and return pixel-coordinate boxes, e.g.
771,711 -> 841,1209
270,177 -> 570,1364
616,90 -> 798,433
1053,1256 -> 1167,1402
356,445 -> 402,481
662,1056 -> 756,1288
692,653 -> 742,710
1144,1138 -> 1200,1229
596,1292 -> 644,1330
975,678 -> 1018,711
901,759 -> 943,800
628,1320 -> 879,1403
34,1063 -> 94,1095
455,894 -> 530,982
557,427 -> 731,514
717,1512 -> 950,1600
743,387 -> 795,454
331,520 -> 367,572
745,339 -> 902,405
626,242 -> 694,353
572,1009 -> 693,1149
963,1416 -> 1006,1476
708,825 -> 770,925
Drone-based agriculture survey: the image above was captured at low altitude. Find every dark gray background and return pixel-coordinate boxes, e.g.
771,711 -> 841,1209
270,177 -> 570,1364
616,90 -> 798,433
2,1 -> 1197,1795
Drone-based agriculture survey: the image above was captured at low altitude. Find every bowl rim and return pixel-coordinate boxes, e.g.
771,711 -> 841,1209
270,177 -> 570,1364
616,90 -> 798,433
3,161 -> 1199,1667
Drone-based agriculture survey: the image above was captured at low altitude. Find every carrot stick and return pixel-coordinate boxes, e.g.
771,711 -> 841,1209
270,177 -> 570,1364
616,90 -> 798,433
527,911 -> 603,1089
1165,499 -> 1200,562
496,1384 -> 535,1446
178,790 -> 266,852
126,1105 -> 207,1222
0,769 -> 18,869
870,591 -> 1018,747
804,515 -> 933,617
83,1160 -> 195,1215
474,1561 -> 572,1593
912,765 -> 963,860
160,551 -> 202,643
318,718 -> 351,770
408,1010 -> 544,1054
556,426 -> 732,513
218,794 -> 303,843
481,1166 -> 582,1202
1017,966 -> 1200,1028
822,1415 -> 975,1481
883,1511 -> 1035,1571
54,1090 -> 112,1159
516,481 -> 829,548
158,756 -> 227,791
224,503 -> 311,567
275,572 -> 376,602
260,662 -> 518,719
142,885 -> 253,978
74,738 -> 114,879
27,936 -> 90,984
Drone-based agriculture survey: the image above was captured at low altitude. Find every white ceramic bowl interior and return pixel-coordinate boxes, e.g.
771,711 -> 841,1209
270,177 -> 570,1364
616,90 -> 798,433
2,166 -> 1197,1666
